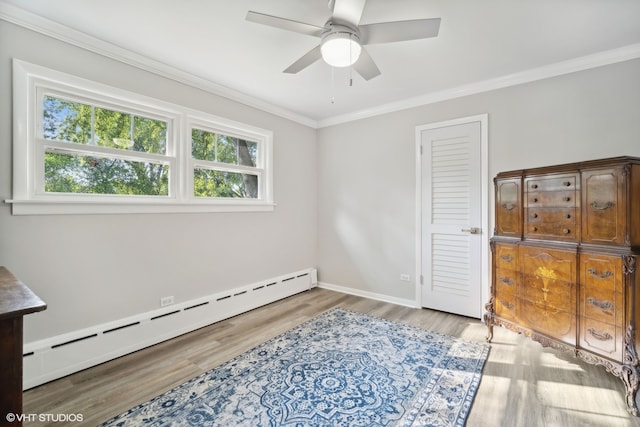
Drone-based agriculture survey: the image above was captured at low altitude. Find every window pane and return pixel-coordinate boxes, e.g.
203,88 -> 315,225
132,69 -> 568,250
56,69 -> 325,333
191,128 -> 257,166
191,128 -> 216,161
133,116 -> 167,154
94,106 -> 131,149
43,96 -> 92,144
216,135 -> 237,164
194,168 -> 258,198
43,95 -> 167,154
45,152 -> 169,196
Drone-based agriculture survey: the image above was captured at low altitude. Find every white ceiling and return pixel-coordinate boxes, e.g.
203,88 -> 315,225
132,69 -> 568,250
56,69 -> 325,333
2,0 -> 640,127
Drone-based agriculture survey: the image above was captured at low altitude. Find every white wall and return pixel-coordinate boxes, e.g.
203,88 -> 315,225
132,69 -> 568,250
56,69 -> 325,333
0,21 -> 317,342
317,58 -> 640,303
3,16 -> 639,346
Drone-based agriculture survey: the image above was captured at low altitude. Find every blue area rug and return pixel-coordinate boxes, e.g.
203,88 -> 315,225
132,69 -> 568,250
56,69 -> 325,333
101,308 -> 489,426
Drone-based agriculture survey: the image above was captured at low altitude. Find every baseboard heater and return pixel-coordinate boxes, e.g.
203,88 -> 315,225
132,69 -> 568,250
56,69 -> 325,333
23,268 -> 317,389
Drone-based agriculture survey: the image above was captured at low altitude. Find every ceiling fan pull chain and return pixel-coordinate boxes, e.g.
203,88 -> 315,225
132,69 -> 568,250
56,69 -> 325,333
349,34 -> 354,87
331,67 -> 336,104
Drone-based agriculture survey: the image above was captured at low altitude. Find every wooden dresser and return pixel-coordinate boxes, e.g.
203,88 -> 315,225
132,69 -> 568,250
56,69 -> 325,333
0,267 -> 46,426
484,156 -> 640,415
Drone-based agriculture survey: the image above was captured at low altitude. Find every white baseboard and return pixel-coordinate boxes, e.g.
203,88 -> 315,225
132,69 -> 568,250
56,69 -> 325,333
23,268 -> 317,389
318,281 -> 419,309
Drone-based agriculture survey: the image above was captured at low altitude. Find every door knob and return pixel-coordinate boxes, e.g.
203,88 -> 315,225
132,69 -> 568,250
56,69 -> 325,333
461,227 -> 481,234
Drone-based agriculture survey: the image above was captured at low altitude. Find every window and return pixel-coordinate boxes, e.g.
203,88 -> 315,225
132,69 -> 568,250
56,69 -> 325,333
10,60 -> 273,214
42,94 -> 170,196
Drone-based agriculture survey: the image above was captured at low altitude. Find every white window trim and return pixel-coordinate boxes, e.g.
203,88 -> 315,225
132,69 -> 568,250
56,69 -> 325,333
8,59 -> 274,215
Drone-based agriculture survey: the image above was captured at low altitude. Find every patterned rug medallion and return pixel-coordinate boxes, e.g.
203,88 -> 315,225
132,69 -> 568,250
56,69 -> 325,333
101,309 -> 490,426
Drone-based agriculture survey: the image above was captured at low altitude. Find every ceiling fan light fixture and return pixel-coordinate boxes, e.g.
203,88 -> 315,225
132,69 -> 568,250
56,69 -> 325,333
321,31 -> 361,67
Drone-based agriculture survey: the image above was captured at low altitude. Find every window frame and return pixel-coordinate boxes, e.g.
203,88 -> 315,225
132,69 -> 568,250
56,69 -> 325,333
9,59 -> 274,215
187,116 -> 266,201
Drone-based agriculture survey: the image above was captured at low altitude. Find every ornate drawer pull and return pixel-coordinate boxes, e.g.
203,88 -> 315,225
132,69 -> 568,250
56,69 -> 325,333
530,226 -> 538,232
563,181 -> 572,187
588,328 -> 613,341
587,297 -> 613,311
499,300 -> 514,310
502,203 -> 515,211
590,201 -> 614,211
565,213 -> 571,219
562,228 -> 570,234
532,198 -> 538,203
564,197 -> 571,202
531,184 -> 538,189
587,268 -> 613,279
499,277 -> 514,286
500,254 -> 514,263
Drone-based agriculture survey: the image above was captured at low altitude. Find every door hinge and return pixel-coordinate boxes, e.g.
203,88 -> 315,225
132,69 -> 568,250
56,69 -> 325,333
420,145 -> 423,155
420,275 -> 424,285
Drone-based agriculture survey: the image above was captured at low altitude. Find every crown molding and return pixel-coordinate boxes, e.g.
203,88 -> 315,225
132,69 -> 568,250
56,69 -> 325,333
0,2 -> 319,129
2,2 -> 639,130
317,42 -> 640,128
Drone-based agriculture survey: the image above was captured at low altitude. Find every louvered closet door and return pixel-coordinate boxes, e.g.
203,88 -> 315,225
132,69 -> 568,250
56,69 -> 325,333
421,121 -> 482,318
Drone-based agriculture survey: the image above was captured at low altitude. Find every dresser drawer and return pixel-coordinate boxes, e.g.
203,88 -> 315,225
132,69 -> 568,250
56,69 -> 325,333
526,174 -> 579,192
495,268 -> 517,295
521,274 -> 575,312
524,221 -> 578,241
494,243 -> 518,270
581,285 -> 623,326
580,317 -> 623,361
520,300 -> 576,345
580,254 -> 623,293
520,246 -> 577,284
495,295 -> 517,320
526,191 -> 577,208
526,208 -> 577,225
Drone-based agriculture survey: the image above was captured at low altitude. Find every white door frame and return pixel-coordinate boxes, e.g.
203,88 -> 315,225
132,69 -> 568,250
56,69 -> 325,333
415,114 -> 490,316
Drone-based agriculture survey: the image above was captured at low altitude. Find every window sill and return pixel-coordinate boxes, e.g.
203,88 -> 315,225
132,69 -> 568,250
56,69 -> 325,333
5,199 -> 276,215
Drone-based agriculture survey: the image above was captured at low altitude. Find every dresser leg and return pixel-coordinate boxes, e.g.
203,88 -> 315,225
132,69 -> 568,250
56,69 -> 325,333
485,324 -> 494,342
621,364 -> 640,416
483,314 -> 494,342
483,301 -> 494,342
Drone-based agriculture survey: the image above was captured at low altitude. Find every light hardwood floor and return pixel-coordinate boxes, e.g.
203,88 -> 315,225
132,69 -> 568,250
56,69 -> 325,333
23,288 -> 640,426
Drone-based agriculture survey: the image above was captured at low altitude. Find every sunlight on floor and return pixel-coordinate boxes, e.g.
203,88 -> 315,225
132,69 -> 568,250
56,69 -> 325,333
473,376 -> 512,425
465,322 -> 640,426
536,381 -> 633,426
537,351 -> 584,371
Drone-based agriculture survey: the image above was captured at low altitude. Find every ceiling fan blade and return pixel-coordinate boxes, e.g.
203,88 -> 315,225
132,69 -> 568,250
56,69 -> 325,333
360,18 -> 441,44
353,47 -> 381,81
283,45 -> 323,74
246,11 -> 325,37
332,0 -> 367,26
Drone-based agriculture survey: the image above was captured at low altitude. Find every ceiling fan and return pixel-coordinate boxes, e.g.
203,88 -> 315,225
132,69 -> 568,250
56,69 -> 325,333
246,0 -> 441,81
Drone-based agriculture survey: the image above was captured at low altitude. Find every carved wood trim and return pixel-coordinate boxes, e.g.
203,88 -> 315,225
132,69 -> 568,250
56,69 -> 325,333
624,256 -> 636,276
484,297 -> 495,342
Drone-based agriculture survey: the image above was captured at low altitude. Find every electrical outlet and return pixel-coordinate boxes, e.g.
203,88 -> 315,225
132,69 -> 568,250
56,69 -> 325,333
160,296 -> 174,307
400,274 -> 411,282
